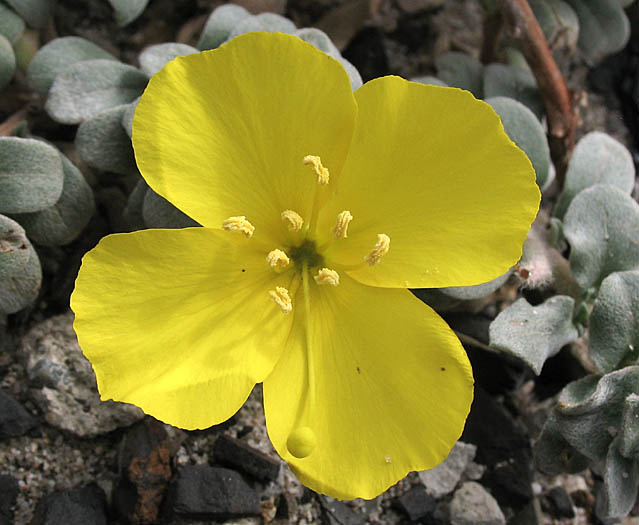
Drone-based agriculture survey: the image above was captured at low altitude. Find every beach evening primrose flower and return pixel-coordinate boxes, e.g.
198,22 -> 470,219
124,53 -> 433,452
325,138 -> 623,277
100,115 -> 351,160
71,32 -> 540,499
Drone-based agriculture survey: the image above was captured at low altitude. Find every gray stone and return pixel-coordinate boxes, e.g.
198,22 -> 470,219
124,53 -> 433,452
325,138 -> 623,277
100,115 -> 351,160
18,312 -> 143,437
31,483 -> 107,525
419,441 -> 478,498
450,482 -> 506,525
0,389 -> 37,438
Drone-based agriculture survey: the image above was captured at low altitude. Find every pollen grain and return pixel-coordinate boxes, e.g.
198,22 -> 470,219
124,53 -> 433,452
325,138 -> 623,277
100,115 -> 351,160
364,234 -> 390,266
269,286 -> 292,314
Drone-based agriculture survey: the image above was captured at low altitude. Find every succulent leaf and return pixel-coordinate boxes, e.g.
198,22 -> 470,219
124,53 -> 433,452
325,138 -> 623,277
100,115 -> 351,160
563,184 -> 639,291
0,214 -> 29,279
197,3 -> 251,50
4,0 -> 53,29
0,3 -> 25,45
489,295 -> 578,374
0,34 -> 15,91
604,436 -> 639,518
108,0 -> 149,27
434,52 -> 483,97
534,412 -> 591,475
483,64 -> 544,118
138,43 -> 199,77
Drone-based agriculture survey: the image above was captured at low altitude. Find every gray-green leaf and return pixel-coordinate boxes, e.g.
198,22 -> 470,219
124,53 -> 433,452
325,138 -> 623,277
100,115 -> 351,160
555,131 -> 635,218
533,412 -> 591,475
45,59 -> 148,124
27,36 -> 117,96
4,0 -> 53,29
0,233 -> 41,314
11,154 -> 95,246
589,270 -> 639,373
529,0 -> 579,48
434,52 -> 483,98
620,394 -> 639,459
0,214 -> 29,279
227,13 -> 296,40
489,295 -> 578,374
563,184 -> 639,291
483,63 -> 544,118
138,43 -> 199,77
75,105 -> 137,175
486,96 -> 550,188
108,0 -> 149,27
0,137 -> 64,214
441,270 -> 511,300
197,3 -> 251,50
0,34 -> 15,90
0,3 -> 25,44
604,436 -> 639,518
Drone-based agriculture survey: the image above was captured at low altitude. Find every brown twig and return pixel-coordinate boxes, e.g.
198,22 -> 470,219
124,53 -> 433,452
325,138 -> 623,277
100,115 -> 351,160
0,106 -> 28,137
499,0 -> 577,188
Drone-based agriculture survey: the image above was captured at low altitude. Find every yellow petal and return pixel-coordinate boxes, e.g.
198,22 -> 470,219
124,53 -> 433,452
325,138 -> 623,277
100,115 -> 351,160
71,227 -> 294,430
318,77 -> 540,288
133,32 -> 357,245
263,275 -> 473,499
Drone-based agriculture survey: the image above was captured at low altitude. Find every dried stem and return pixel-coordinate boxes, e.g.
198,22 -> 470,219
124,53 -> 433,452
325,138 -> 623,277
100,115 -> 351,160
0,107 -> 28,137
499,0 -> 577,188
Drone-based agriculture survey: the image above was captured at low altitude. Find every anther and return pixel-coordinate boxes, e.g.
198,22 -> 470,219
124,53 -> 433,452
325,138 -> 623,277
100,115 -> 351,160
222,216 -> 255,238
269,287 -> 292,314
314,268 -> 339,286
332,210 -> 353,240
364,234 -> 390,266
266,249 -> 290,270
287,426 -> 317,458
303,155 -> 329,185
281,210 -> 304,232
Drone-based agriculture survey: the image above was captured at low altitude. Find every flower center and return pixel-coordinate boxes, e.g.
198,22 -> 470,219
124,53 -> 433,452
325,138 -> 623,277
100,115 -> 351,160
288,239 -> 323,269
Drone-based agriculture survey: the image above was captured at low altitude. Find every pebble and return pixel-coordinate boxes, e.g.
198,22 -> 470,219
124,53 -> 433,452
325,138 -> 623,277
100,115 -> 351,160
419,441 -> 478,498
164,465 -> 260,520
449,481 -> 506,525
214,433 -> 281,482
0,389 -> 37,438
0,475 -> 18,525
394,484 -> 436,522
545,486 -> 575,519
318,496 -> 367,525
31,483 -> 108,525
18,313 -> 144,437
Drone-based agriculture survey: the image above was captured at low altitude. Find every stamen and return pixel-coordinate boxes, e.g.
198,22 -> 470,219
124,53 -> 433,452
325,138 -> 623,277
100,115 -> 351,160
222,216 -> 255,238
314,268 -> 339,286
281,210 -> 304,232
266,249 -> 290,270
269,286 -> 292,314
364,234 -> 390,266
303,155 -> 329,185
332,210 -> 353,240
287,426 -> 317,458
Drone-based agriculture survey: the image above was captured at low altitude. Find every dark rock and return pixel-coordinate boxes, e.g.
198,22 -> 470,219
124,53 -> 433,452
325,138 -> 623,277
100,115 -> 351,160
274,491 -> 298,523
319,496 -> 367,525
342,27 -> 389,83
213,433 -> 280,482
0,475 -> 18,525
545,487 -> 575,519
394,485 -> 436,522
461,386 -> 534,510
113,418 -> 175,524
164,465 -> 260,521
31,483 -> 107,525
0,389 -> 37,439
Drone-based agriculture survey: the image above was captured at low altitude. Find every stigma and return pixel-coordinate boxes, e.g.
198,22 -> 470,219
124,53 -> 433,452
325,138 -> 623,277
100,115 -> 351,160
303,155 -> 329,185
281,210 -> 304,232
266,249 -> 290,270
222,216 -> 255,238
314,268 -> 339,286
269,286 -> 292,314
332,210 -> 353,240
364,234 -> 390,266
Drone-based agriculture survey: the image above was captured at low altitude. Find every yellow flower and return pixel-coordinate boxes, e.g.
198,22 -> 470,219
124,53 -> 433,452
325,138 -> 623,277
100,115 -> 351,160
70,32 -> 540,499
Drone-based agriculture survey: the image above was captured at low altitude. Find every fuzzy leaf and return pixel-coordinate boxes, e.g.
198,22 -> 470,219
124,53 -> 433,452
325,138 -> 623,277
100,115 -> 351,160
565,0 -> 630,62
589,271 -> 639,373
121,98 -> 138,138
604,436 -> 639,518
486,96 -> 550,188
563,184 -> 639,291
0,34 -> 15,91
534,412 -> 591,475
0,3 -> 25,44
108,0 -> 149,27
529,0 -> 579,48
0,137 -> 64,214
620,394 -> 639,458
45,59 -> 148,124
75,105 -> 136,175
294,28 -> 340,56
138,42 -> 199,77
12,154 -> 94,246
435,52 -> 483,98
412,75 -> 448,87
489,295 -> 578,374
197,3 -> 251,50
123,178 -> 148,231
4,0 -> 53,29
0,232 -> 41,314
142,188 -> 199,229
483,63 -> 544,118
227,13 -> 296,40
441,270 -> 511,300
555,366 -> 639,461
27,36 -> 117,96
0,214 -> 29,279
555,132 -> 635,218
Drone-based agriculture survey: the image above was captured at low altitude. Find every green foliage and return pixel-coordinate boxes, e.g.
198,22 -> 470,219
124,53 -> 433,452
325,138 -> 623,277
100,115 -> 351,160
197,3 -> 251,50
486,96 -> 550,188
227,13 -> 297,40
529,0 -> 580,48
0,34 -> 15,90
534,413 -> 591,475
0,213 -> 29,279
0,2 -> 25,44
589,270 -> 639,373
0,137 -> 64,214
555,131 -> 635,218
489,296 -> 578,374
605,436 -> 639,518
45,59 -> 148,124
4,0 -> 53,29
138,43 -> 199,77
434,52 -> 483,98
27,36 -> 117,96
483,64 -> 544,119
563,184 -> 639,291
108,0 -> 149,27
